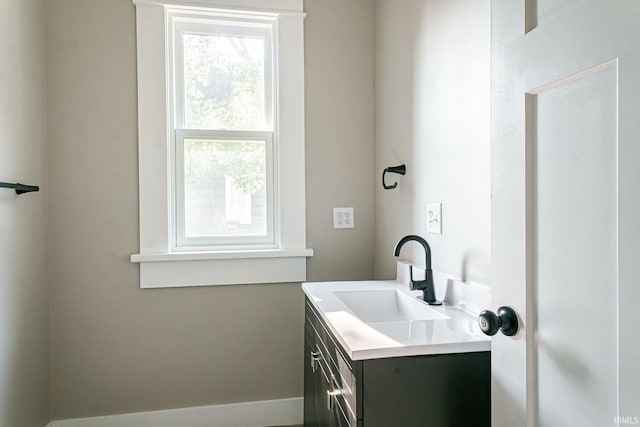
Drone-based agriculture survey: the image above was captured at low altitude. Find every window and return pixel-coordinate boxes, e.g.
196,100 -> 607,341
131,0 -> 312,288
176,132 -> 273,247
170,13 -> 275,249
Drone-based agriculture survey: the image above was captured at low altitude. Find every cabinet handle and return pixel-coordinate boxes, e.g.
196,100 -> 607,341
310,351 -> 320,373
327,389 -> 341,411
326,374 -> 341,411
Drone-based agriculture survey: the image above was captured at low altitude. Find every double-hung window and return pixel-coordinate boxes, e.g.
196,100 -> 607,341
171,12 -> 275,249
131,0 -> 312,288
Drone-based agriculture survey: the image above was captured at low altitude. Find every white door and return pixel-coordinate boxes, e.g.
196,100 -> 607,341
491,1 -> 640,426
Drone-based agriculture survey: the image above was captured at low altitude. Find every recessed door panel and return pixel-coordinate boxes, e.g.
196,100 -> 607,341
529,64 -> 618,427
526,0 -> 584,31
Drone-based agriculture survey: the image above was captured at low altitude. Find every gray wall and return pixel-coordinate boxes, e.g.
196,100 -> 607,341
46,0 -> 375,420
374,0 -> 491,285
305,0 -> 375,281
0,0 -> 49,425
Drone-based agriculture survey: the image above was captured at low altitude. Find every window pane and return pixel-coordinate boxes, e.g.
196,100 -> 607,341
183,138 -> 267,238
183,32 -> 267,130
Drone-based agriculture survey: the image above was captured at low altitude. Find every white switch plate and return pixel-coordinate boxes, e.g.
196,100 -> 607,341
427,202 -> 442,234
333,207 -> 355,229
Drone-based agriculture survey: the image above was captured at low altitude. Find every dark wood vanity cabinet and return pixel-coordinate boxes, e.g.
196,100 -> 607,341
304,297 -> 491,427
304,302 -> 360,427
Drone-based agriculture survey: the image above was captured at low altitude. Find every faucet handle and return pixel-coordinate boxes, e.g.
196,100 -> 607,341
409,265 -> 428,291
410,279 -> 429,291
409,265 -> 442,305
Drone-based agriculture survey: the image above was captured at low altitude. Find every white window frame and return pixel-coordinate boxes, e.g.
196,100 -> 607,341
174,130 -> 275,249
171,16 -> 275,131
170,13 -> 275,250
130,0 -> 312,288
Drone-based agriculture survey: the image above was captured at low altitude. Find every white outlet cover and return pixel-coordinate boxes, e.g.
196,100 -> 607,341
427,203 -> 442,234
333,207 -> 355,229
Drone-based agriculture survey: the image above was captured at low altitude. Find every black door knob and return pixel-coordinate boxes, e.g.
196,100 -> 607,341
478,306 -> 518,336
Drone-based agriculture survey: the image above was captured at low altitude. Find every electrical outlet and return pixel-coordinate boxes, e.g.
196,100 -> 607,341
427,202 -> 442,234
333,207 -> 355,229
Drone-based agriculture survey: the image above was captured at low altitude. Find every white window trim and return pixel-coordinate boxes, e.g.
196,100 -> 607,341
131,0 -> 312,288
173,130 -> 276,250
170,16 -> 276,132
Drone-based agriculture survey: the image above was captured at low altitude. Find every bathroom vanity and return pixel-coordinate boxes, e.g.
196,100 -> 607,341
302,267 -> 491,426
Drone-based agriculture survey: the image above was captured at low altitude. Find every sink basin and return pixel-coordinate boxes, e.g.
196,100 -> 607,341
333,290 -> 448,323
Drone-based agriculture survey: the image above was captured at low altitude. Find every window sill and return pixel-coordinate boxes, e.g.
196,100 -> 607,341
131,248 -> 314,288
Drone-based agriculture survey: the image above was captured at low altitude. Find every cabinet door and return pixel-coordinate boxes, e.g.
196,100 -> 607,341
303,328 -> 314,425
306,323 -> 336,426
304,325 -> 321,426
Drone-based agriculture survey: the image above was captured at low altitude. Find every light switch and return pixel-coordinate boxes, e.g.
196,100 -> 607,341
427,203 -> 442,234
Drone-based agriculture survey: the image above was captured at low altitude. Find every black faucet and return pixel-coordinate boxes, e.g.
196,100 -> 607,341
393,235 -> 442,306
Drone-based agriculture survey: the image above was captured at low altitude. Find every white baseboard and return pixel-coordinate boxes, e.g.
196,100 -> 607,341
47,397 -> 303,427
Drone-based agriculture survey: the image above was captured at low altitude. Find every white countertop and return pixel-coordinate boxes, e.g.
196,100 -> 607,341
302,266 -> 490,360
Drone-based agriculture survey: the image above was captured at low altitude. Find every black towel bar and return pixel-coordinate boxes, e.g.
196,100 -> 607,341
0,182 -> 40,195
